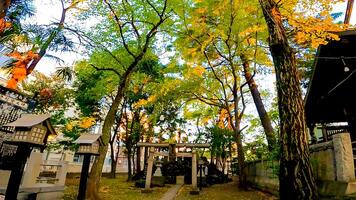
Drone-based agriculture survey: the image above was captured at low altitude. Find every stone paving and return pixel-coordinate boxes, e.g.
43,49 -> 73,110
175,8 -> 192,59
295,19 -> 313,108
159,184 -> 183,200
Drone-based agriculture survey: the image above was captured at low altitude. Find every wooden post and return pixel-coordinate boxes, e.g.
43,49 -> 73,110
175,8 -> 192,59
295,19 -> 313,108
77,154 -> 91,200
199,163 -> 203,191
169,144 -> 176,161
5,144 -> 32,200
322,124 -> 328,142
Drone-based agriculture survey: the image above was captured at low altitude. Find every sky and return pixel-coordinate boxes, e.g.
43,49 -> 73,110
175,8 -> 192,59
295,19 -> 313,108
31,0 -> 356,76
30,1 -> 356,127
1,0 -> 355,139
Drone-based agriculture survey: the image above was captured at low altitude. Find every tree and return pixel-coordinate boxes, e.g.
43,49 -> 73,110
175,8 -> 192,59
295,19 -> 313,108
257,0 -> 344,198
2,0 -> 83,89
206,125 -> 234,173
73,1 -> 173,198
21,71 -> 74,123
241,55 -> 276,151
175,0 -> 276,188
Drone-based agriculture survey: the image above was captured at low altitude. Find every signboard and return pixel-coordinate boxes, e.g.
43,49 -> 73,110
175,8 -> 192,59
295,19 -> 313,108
0,85 -> 36,169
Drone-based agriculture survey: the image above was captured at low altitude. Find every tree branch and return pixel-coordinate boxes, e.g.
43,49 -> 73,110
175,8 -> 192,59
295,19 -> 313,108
90,63 -> 121,77
104,0 -> 136,58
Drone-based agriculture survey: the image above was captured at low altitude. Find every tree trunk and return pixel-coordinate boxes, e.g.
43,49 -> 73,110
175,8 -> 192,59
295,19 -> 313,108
235,131 -> 246,189
132,147 -> 136,174
86,66 -> 135,199
0,0 -> 11,19
344,0 -> 354,24
258,1 -> 317,199
109,140 -> 116,178
230,65 -> 246,189
241,55 -> 276,151
127,147 -> 132,181
86,144 -> 108,200
136,146 -> 141,172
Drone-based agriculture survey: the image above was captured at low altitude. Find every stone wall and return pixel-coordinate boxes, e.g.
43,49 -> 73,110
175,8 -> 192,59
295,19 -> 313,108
245,132 -> 356,197
0,151 -> 68,200
309,141 -> 336,181
245,160 -> 279,195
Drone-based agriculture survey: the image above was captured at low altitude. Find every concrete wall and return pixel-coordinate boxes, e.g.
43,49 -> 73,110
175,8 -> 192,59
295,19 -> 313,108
245,132 -> 356,197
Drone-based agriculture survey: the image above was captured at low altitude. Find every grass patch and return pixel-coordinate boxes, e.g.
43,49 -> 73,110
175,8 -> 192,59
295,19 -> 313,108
63,174 -> 171,200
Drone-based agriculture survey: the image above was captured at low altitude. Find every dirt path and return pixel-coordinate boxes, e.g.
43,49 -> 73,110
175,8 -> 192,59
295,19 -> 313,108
175,180 -> 278,200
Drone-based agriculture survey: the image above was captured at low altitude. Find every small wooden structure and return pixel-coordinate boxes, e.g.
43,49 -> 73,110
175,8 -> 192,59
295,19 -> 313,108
5,114 -> 56,146
75,134 -> 102,155
2,114 -> 56,200
137,142 -> 209,194
74,134 -> 102,200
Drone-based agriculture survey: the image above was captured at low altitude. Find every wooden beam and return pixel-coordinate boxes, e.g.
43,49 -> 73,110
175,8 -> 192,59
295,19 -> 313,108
176,143 -> 210,148
137,142 -> 169,147
137,142 -> 210,148
176,153 -> 193,157
153,152 -> 169,157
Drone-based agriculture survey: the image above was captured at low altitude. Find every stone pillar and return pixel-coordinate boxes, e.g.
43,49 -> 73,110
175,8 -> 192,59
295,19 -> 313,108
332,133 -> 355,181
55,161 -> 68,186
189,150 -> 199,195
0,170 -> 11,187
21,151 -> 42,187
144,147 -> 155,190
192,150 -> 197,189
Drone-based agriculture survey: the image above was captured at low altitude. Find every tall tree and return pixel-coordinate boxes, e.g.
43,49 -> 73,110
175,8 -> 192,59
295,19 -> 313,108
75,1 -> 172,198
257,0 -> 344,198
241,55 -> 276,151
175,0 -> 276,187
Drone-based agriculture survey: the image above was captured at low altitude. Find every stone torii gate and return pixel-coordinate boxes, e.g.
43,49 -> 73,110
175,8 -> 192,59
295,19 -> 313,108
137,142 -> 210,193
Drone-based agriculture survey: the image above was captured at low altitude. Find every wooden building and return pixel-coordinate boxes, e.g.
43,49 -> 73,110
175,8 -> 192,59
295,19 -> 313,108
305,30 -> 356,143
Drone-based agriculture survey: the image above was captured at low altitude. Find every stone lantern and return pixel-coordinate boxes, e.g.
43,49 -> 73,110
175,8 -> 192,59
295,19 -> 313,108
2,114 -> 56,200
4,114 -> 56,146
74,134 -> 102,155
74,134 -> 102,200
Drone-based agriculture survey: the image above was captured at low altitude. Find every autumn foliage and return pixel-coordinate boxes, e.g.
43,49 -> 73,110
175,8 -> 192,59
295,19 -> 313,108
0,18 -> 11,34
6,51 -> 38,89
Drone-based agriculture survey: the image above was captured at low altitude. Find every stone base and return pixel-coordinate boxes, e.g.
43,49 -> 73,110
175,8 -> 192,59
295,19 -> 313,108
141,189 -> 153,193
152,176 -> 166,187
317,181 -> 356,197
176,176 -> 184,184
190,189 -> 200,195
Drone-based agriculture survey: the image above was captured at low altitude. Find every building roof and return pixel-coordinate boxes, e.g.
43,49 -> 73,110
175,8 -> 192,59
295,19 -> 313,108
305,30 -> 356,125
4,114 -> 51,127
3,114 -> 56,136
74,134 -> 102,144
